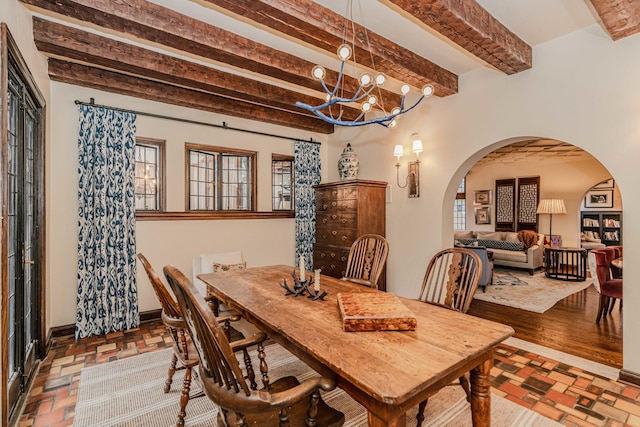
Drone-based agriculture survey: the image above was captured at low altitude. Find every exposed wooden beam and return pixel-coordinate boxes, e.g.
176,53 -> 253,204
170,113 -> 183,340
589,0 -> 640,40
20,0 -> 403,107
197,0 -> 457,97
31,17 -> 361,121
382,0 -> 532,75
47,59 -> 334,134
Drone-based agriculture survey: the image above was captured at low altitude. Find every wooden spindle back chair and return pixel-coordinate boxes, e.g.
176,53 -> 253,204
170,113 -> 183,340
415,247 -> 482,427
163,265 -> 345,427
341,234 -> 389,289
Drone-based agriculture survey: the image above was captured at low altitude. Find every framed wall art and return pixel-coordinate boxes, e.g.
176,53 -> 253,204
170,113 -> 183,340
474,190 -> 491,205
594,178 -> 614,189
475,207 -> 491,225
585,189 -> 614,208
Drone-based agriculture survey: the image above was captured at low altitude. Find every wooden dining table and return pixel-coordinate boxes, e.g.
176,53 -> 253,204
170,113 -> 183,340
199,265 -> 514,427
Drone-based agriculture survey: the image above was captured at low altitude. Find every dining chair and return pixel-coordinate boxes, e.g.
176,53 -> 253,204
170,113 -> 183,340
163,265 -> 346,427
341,234 -> 389,289
415,247 -> 482,427
587,249 -> 623,323
137,254 -> 259,427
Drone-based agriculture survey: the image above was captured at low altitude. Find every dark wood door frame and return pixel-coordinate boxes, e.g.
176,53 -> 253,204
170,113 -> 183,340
0,23 -> 47,427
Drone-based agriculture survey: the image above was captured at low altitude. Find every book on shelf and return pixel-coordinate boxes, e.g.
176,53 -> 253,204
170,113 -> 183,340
603,231 -> 620,241
583,230 -> 600,240
583,218 -> 600,227
603,218 -> 621,227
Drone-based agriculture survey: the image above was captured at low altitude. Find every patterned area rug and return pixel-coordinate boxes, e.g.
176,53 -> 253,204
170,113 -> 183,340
73,345 -> 561,427
473,268 -> 593,313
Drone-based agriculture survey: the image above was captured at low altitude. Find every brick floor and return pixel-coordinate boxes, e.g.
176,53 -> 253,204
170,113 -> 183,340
16,319 -> 640,426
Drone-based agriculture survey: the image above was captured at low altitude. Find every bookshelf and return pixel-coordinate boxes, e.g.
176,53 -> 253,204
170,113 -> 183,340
581,211 -> 622,246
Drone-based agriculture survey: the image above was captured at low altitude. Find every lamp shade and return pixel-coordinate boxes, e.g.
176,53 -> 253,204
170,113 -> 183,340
536,199 -> 567,215
412,139 -> 423,154
393,145 -> 404,157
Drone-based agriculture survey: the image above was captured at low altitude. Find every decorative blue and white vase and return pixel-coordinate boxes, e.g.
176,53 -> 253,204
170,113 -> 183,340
338,143 -> 359,181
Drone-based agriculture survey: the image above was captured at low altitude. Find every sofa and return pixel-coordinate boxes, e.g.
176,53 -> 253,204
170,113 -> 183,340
454,230 -> 544,275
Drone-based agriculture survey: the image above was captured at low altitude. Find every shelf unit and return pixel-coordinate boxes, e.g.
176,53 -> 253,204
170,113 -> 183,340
581,211 -> 622,246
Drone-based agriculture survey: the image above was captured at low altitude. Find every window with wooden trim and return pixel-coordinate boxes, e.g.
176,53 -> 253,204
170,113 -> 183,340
454,178 -> 466,230
134,138 -> 165,211
272,155 -> 294,211
186,143 -> 256,211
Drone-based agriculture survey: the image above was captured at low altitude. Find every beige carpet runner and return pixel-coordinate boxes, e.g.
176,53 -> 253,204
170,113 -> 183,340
473,269 -> 593,313
73,344 -> 561,427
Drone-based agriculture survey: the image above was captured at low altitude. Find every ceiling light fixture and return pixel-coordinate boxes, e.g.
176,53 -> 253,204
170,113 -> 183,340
295,0 -> 434,128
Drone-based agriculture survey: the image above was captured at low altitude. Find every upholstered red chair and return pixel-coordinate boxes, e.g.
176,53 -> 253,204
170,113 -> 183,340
587,249 -> 623,324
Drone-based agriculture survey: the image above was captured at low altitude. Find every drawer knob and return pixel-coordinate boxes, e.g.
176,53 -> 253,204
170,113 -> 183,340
332,191 -> 337,196
330,253 -> 336,258
342,204 -> 347,209
332,230 -> 337,235
331,264 -> 336,269
341,256 -> 347,262
321,253 -> 326,258
322,218 -> 327,223
342,236 -> 347,241
342,218 -> 347,223
323,204 -> 328,209
322,234 -> 327,239
332,201 -> 337,207
332,214 -> 337,220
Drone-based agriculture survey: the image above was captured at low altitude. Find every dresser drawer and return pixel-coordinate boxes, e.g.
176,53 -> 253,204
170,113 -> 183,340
315,228 -> 357,246
317,213 -> 357,228
316,198 -> 357,212
316,185 -> 358,201
313,249 -> 349,278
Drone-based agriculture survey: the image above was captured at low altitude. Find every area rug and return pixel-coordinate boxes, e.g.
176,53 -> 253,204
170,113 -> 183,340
73,346 -> 561,427
473,268 -> 593,313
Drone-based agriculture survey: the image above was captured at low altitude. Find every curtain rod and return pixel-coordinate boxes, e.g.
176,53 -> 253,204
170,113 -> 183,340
74,98 -> 320,144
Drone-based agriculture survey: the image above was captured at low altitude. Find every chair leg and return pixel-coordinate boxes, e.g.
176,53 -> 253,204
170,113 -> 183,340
459,374 -> 471,402
165,353 -> 178,393
608,298 -> 616,314
596,295 -> 607,324
177,366 -> 192,427
416,399 -> 428,427
243,348 -> 258,390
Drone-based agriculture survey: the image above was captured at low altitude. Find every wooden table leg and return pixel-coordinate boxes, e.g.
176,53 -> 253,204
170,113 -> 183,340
470,353 -> 493,427
368,411 -> 406,427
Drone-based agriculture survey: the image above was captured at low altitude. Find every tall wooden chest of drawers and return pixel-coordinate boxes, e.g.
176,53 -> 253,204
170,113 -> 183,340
313,179 -> 387,290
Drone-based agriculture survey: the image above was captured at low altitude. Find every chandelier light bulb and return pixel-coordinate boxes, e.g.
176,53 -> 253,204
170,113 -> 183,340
360,73 -> 372,86
325,93 -> 332,102
312,65 -> 326,80
361,102 -> 372,112
401,84 -> 411,95
391,107 -> 401,116
367,95 -> 378,106
375,73 -> 386,86
388,119 -> 397,128
421,84 -> 435,97
337,44 -> 352,61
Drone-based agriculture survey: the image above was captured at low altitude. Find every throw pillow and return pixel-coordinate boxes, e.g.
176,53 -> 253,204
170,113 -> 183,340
212,261 -> 247,272
200,251 -> 244,274
477,231 -> 503,241
505,232 -> 520,243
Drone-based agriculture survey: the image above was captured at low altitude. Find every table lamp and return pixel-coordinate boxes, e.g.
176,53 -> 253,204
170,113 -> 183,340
536,199 -> 567,247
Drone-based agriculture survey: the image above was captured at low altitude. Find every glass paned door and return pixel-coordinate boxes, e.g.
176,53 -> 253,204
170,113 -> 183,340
6,63 -> 41,415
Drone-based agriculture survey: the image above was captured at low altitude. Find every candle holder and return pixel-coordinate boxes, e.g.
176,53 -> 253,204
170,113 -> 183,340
281,269 -> 328,301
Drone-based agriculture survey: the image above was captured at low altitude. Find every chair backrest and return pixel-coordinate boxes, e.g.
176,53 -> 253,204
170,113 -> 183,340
418,248 -> 482,313
137,253 -> 181,319
164,266 -> 253,403
588,249 -> 610,293
342,234 -> 389,289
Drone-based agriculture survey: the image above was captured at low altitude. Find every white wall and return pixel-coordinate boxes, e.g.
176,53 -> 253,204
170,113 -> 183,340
466,158 -> 617,248
328,24 -> 640,373
48,83 -> 328,327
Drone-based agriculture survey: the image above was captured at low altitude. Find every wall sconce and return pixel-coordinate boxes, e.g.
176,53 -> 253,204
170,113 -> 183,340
394,133 -> 422,197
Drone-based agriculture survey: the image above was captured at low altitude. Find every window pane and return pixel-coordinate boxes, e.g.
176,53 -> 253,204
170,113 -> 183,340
134,141 -> 163,211
272,158 -> 293,211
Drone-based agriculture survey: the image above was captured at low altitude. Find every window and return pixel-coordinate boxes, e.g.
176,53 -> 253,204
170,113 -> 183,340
135,138 -> 165,211
272,155 -> 293,211
454,178 -> 466,230
187,144 -> 256,211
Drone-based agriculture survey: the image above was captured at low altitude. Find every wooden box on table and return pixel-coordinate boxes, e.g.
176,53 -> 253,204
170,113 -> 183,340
337,292 -> 417,332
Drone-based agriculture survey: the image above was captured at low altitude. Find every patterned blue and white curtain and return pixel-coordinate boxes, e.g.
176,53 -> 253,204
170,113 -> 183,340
76,105 -> 138,338
294,140 -> 321,269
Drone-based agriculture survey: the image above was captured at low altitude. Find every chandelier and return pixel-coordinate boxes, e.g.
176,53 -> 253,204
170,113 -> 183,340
295,0 -> 434,128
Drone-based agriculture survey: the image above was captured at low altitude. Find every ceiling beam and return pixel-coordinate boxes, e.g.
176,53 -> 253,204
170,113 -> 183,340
589,0 -> 640,40
31,17 -> 361,122
382,0 -> 532,74
197,0 -> 458,97
47,59 -> 335,134
20,0 -> 403,107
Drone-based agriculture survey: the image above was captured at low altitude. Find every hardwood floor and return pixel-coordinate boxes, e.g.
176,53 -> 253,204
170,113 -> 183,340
468,283 -> 623,368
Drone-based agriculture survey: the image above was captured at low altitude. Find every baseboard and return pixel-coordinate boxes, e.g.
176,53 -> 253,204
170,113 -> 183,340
619,369 -> 640,387
46,309 -> 163,348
